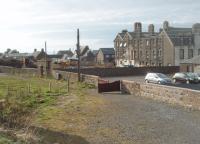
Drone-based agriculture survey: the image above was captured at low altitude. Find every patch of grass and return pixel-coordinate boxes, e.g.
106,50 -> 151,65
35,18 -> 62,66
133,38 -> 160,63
0,76 -> 69,125
0,134 -> 23,144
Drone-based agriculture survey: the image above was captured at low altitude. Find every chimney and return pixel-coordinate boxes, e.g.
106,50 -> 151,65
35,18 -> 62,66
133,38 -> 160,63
41,48 -> 44,52
148,24 -> 154,35
122,29 -> 128,33
134,22 -> 142,35
34,49 -> 37,52
163,21 -> 169,31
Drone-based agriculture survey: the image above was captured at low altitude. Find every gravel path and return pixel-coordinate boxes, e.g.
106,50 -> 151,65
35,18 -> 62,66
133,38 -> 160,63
86,90 -> 200,144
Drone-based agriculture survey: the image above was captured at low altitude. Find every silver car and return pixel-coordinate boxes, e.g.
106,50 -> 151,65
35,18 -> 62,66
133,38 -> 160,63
145,73 -> 172,84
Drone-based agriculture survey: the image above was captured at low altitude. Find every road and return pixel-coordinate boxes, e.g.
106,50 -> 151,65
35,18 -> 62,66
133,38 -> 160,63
86,90 -> 200,144
103,76 -> 200,91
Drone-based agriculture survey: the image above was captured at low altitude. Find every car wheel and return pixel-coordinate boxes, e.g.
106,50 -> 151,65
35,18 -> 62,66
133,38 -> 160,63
145,80 -> 149,83
173,79 -> 176,83
186,80 -> 190,84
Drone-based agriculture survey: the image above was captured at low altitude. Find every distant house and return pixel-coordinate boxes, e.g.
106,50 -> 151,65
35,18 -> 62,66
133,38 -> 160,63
73,46 -> 96,66
96,48 -> 115,65
92,50 -> 98,62
180,55 -> 200,73
57,50 -> 73,57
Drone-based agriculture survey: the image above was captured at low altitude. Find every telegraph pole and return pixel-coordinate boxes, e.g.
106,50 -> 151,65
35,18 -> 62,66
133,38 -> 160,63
77,29 -> 81,82
45,41 -> 47,78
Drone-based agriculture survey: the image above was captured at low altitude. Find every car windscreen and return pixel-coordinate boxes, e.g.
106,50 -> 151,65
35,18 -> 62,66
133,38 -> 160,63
157,73 -> 168,78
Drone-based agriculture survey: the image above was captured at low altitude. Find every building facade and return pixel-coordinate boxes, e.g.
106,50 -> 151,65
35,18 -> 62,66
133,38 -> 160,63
114,21 -> 200,67
96,48 -> 115,65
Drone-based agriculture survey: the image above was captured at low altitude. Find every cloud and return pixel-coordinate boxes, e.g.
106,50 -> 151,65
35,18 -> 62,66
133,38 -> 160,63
0,0 -> 199,53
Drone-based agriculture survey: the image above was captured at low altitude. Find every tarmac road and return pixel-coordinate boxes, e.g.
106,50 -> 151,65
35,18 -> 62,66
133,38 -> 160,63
103,76 -> 200,91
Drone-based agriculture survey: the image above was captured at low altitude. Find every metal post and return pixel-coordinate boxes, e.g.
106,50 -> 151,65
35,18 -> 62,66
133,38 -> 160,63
77,29 -> 81,82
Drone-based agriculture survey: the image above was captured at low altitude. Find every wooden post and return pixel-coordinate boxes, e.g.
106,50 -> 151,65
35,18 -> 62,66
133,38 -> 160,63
67,79 -> 70,93
77,29 -> 81,82
49,82 -> 51,92
7,85 -> 9,96
27,83 -> 31,93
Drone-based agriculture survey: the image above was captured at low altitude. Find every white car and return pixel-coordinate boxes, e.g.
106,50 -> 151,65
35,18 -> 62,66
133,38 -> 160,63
145,73 -> 172,84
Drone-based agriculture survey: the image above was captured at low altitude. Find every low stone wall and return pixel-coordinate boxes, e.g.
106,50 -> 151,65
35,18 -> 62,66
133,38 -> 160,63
61,66 -> 180,77
121,80 -> 200,109
52,70 -> 99,87
0,66 -> 38,76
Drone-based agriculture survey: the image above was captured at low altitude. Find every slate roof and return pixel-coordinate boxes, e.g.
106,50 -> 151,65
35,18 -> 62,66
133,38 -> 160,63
57,50 -> 73,57
128,32 -> 159,38
48,55 -> 63,59
99,48 -> 115,55
166,27 -> 194,46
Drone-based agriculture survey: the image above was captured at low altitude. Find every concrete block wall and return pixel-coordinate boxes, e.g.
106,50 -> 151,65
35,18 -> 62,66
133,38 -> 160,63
121,80 -> 200,109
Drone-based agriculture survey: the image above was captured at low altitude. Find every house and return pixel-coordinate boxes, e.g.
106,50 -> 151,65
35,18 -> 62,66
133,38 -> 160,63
73,46 -> 96,66
114,21 -> 200,67
57,50 -> 73,57
114,23 -> 162,67
180,55 -> 200,73
96,48 -> 115,65
160,21 -> 200,66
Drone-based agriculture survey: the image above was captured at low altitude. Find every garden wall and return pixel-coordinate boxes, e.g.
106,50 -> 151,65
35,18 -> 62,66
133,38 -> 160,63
121,80 -> 200,109
60,66 -> 180,77
0,66 -> 38,76
52,70 -> 99,87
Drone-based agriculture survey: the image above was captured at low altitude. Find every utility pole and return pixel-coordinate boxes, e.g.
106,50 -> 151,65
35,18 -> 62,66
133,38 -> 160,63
77,29 -> 81,82
45,41 -> 47,78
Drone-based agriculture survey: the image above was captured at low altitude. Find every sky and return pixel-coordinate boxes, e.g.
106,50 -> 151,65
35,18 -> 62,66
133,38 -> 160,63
0,0 -> 200,54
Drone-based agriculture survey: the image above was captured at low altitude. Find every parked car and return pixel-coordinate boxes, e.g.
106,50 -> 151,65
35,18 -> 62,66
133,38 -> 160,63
145,73 -> 172,84
192,73 -> 200,83
172,72 -> 199,84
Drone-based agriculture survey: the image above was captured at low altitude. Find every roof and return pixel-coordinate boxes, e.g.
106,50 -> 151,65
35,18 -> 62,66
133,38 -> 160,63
128,32 -> 159,39
48,54 -> 63,59
164,27 -> 194,46
92,50 -> 98,56
99,48 -> 115,55
57,50 -> 73,57
181,55 -> 200,64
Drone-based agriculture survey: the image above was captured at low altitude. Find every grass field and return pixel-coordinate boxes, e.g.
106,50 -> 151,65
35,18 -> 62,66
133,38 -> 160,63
0,75 -> 100,143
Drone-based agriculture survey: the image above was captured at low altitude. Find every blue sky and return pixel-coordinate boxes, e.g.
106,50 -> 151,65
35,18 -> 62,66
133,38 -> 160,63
0,0 -> 199,53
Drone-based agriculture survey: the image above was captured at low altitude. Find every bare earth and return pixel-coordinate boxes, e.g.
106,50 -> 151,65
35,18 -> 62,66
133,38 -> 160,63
83,90 -> 200,144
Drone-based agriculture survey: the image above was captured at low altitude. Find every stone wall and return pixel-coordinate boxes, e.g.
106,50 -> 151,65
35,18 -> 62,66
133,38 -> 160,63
0,66 -> 38,76
121,80 -> 200,109
60,66 -> 180,77
52,70 -> 99,87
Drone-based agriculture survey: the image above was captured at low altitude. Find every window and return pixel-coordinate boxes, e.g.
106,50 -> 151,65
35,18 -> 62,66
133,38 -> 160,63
134,50 -> 137,58
198,49 -> 200,55
120,43 -> 123,47
180,49 -> 184,59
146,40 -> 150,46
131,50 -> 134,59
158,49 -> 162,57
153,50 -> 156,59
188,49 -> 193,59
124,43 -> 127,47
140,51 -> 142,57
146,51 -> 149,58
106,55 -> 110,58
